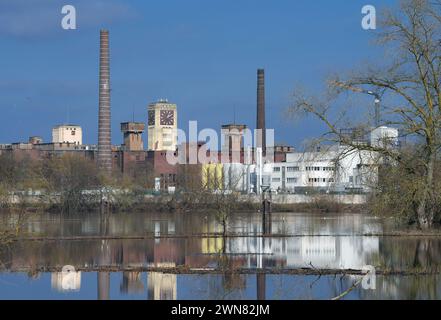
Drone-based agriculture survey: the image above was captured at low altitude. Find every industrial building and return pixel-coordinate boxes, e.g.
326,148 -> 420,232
121,122 -> 145,151
147,99 -> 178,152
0,28 -> 400,196
52,124 -> 82,145
220,126 -> 399,194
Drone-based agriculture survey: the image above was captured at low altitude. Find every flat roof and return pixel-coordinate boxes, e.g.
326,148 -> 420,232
53,124 -> 81,128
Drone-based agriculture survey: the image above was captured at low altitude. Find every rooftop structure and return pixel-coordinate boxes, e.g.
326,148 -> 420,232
121,122 -> 145,151
52,124 -> 82,145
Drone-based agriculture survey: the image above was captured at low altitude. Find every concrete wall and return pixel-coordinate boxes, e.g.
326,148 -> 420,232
240,193 -> 367,205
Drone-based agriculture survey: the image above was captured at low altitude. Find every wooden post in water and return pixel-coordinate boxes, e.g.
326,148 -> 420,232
261,188 -> 272,235
257,273 -> 266,300
97,272 -> 110,300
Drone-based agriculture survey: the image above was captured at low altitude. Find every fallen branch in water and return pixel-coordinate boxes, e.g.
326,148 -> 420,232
331,276 -> 364,300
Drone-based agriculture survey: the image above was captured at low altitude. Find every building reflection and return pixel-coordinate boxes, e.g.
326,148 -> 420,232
4,211 -> 441,299
51,269 -> 81,292
121,272 -> 144,294
148,270 -> 177,300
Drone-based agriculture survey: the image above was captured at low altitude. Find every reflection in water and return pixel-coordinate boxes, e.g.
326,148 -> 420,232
1,211 -> 441,299
257,274 -> 266,300
121,272 -> 144,294
148,268 -> 177,300
0,211 -> 388,238
2,271 -> 440,300
51,270 -> 81,292
98,272 -> 110,300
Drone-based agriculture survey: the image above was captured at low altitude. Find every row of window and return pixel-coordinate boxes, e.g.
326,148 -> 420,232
287,177 -> 297,183
306,166 -> 335,172
273,166 -> 335,172
308,178 -> 335,183
271,177 -> 334,184
160,173 -> 177,183
272,177 -> 298,183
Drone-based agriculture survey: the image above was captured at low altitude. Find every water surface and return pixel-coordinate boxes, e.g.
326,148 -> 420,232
1,211 -> 440,300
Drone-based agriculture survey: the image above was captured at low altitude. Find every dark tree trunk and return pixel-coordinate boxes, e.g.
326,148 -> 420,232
417,151 -> 435,229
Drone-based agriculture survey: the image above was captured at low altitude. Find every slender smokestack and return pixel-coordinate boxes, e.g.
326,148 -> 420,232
97,29 -> 112,173
256,69 -> 266,151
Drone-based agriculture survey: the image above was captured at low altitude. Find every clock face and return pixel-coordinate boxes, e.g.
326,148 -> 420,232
160,110 -> 174,125
148,110 -> 155,125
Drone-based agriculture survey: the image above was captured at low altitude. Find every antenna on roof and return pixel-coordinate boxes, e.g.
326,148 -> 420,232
66,105 -> 70,125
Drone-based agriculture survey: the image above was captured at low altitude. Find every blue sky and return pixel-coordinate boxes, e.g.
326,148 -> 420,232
0,0 -> 396,148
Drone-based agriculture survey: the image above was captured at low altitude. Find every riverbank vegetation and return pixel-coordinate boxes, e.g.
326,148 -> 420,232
290,0 -> 441,229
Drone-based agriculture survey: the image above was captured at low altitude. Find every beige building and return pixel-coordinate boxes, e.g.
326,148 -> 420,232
52,124 -> 82,145
147,99 -> 177,151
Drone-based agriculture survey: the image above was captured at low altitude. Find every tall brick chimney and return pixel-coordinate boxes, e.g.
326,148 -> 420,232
256,69 -> 266,152
97,29 -> 112,173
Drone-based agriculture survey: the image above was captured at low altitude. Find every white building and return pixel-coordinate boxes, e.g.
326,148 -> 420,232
223,126 -> 399,194
271,146 -> 380,193
370,126 -> 399,148
52,124 -> 82,145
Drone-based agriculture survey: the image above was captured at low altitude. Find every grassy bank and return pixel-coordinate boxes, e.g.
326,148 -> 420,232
1,195 -> 364,215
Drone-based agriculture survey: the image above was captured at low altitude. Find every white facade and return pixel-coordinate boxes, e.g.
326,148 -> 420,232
223,146 -> 384,194
271,146 -> 379,192
370,126 -> 399,148
221,126 -> 399,194
52,125 -> 82,145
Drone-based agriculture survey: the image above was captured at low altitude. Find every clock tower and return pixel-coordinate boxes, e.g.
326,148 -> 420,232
147,99 -> 178,151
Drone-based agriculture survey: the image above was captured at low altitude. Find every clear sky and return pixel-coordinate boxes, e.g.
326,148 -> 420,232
0,0 -> 397,148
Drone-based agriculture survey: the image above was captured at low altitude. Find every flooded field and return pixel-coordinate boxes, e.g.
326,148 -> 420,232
1,212 -> 441,299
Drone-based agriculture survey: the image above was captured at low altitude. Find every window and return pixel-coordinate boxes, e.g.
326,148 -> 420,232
272,177 -> 281,182
287,166 -> 299,172
287,178 -> 297,184
273,167 -> 281,172
71,131 -> 75,136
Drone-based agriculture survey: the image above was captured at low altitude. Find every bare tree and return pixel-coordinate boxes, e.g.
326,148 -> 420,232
43,154 -> 100,213
290,0 -> 441,228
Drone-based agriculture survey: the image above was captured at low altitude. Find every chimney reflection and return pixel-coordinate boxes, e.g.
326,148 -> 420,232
257,273 -> 266,300
98,272 -> 110,300
120,271 -> 144,294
